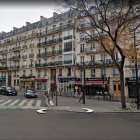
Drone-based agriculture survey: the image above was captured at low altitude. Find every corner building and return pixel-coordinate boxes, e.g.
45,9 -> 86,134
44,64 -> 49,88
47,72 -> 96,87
0,10 -> 140,98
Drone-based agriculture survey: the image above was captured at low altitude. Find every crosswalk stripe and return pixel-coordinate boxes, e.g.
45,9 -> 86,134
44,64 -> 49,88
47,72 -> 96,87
26,100 -> 34,106
0,99 -> 13,106
18,99 -> 27,106
36,100 -> 41,107
0,100 -> 5,103
8,99 -> 20,106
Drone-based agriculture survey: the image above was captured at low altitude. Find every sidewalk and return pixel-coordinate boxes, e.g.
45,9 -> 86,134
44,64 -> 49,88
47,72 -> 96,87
46,95 -> 140,113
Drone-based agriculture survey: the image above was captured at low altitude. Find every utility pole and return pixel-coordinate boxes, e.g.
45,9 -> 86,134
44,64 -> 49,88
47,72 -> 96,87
133,22 -> 139,110
82,70 -> 85,104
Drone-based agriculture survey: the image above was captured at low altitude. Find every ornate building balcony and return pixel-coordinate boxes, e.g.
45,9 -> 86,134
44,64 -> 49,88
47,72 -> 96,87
76,59 -> 121,69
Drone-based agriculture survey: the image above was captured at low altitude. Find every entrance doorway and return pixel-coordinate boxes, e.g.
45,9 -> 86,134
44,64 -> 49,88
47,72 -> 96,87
113,80 -> 121,97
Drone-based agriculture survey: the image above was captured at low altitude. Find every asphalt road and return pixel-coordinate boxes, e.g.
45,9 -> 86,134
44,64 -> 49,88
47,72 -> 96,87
0,109 -> 140,140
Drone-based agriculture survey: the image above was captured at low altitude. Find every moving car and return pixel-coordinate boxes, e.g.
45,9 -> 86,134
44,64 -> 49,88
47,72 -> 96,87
0,86 -> 17,96
24,89 -> 37,98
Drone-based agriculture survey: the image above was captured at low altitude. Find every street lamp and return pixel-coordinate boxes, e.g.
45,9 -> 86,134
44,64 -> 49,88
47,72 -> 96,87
81,70 -> 85,104
131,21 -> 139,110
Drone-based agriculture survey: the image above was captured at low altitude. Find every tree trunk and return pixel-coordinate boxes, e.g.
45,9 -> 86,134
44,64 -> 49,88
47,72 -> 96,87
119,67 -> 127,109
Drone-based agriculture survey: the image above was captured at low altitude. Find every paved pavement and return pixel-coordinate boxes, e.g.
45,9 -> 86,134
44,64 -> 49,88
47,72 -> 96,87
44,95 -> 140,113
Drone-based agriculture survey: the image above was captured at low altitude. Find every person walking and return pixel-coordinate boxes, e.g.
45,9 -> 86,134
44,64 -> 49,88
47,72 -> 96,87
79,90 -> 83,102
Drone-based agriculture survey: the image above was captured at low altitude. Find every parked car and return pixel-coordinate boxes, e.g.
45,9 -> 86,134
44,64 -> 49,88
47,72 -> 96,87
24,89 -> 37,98
0,86 -> 17,96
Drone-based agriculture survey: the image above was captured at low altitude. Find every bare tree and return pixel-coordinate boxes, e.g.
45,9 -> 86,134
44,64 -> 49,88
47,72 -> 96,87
58,0 -> 140,108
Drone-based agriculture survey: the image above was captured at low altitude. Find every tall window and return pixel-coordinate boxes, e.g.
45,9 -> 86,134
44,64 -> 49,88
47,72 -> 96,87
64,30 -> 73,39
64,54 -> 72,64
67,68 -> 71,76
60,23 -> 63,29
101,68 -> 106,77
80,56 -> 85,65
59,68 -> 62,76
38,70 -> 41,77
113,68 -> 119,76
53,25 -> 56,31
80,44 -> 85,53
23,70 -> 26,76
91,69 -> 96,77
91,55 -> 95,62
80,33 -> 85,41
91,42 -> 96,50
59,45 -> 62,51
64,41 -> 72,52
132,69 -> 136,77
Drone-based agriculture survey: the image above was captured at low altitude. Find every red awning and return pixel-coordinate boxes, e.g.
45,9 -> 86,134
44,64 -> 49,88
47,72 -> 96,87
75,80 -> 109,85
35,77 -> 48,82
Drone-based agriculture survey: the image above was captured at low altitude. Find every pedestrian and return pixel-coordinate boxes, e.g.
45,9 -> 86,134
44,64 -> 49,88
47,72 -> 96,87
79,91 -> 83,102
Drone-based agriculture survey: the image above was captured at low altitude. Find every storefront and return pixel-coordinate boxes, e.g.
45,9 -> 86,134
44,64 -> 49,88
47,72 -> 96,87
19,76 -> 35,90
35,76 -> 48,91
0,77 -> 6,86
125,77 -> 140,98
57,76 -> 75,95
74,77 -> 110,96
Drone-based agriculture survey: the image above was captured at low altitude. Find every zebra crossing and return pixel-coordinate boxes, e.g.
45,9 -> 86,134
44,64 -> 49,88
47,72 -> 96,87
0,99 -> 43,108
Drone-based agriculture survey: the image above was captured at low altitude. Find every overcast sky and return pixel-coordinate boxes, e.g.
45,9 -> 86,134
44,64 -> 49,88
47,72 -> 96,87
0,0 -> 63,32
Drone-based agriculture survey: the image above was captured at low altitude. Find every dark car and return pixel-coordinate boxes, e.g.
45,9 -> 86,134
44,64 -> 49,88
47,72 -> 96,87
0,86 -> 17,96
24,89 -> 37,98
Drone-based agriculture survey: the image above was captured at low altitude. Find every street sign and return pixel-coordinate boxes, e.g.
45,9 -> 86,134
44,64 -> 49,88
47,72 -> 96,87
44,76 -> 48,79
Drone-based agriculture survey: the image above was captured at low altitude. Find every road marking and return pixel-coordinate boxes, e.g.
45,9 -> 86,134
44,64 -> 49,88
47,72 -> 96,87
18,99 -> 27,106
49,100 -> 54,106
82,108 -> 94,113
36,100 -> 41,107
8,99 -> 20,106
0,99 -> 13,106
0,99 -> 5,103
26,100 -> 34,106
36,108 -> 47,114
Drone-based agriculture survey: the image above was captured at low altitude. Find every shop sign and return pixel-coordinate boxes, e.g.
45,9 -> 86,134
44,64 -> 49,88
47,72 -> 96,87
44,76 -> 48,79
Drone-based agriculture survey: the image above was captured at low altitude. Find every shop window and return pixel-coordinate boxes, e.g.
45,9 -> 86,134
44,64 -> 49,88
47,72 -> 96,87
17,80 -> 19,86
14,80 -> 16,86
114,85 -> 116,91
118,85 -> 120,91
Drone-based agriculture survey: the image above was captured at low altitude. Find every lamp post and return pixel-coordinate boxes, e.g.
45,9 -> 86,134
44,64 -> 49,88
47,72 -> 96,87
132,22 -> 139,110
82,70 -> 85,104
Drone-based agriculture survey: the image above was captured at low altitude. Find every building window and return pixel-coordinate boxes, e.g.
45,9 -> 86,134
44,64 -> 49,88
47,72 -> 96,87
132,69 -> 136,77
63,30 -> 73,40
17,80 -> 19,86
64,41 -> 72,52
91,42 -> 96,50
91,69 -> 96,77
91,55 -> 95,62
30,70 -> 32,75
67,68 -> 71,76
101,68 -> 106,77
113,68 -> 119,76
23,70 -> 26,76
64,54 -> 72,64
80,56 -> 85,65
59,45 -> 62,51
53,25 -> 56,31
38,70 -> 41,77
59,69 -> 62,76
14,80 -> 16,86
80,44 -> 85,53
60,23 -> 63,29
80,33 -> 85,41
